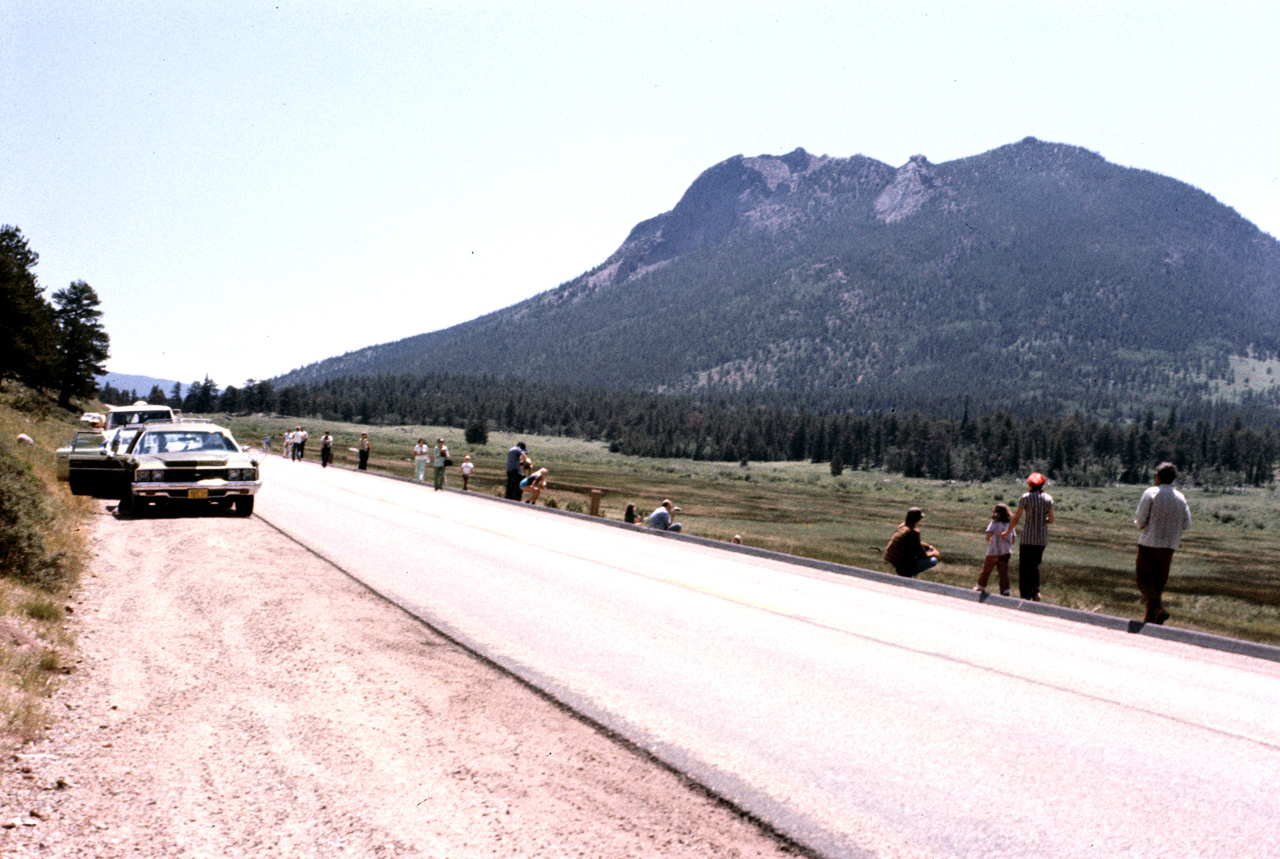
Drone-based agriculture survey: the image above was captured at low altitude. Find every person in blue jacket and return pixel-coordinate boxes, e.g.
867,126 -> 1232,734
648,499 -> 683,533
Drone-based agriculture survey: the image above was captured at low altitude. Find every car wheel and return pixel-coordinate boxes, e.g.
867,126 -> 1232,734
233,496 -> 255,517
117,493 -> 134,514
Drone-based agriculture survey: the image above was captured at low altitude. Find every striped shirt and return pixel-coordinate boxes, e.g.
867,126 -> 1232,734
1017,489 -> 1054,546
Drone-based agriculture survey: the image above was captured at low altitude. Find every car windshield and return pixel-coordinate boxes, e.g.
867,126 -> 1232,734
136,431 -> 238,454
108,409 -> 170,428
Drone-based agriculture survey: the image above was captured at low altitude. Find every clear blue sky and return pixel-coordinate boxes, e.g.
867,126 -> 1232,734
4,1 -> 1277,389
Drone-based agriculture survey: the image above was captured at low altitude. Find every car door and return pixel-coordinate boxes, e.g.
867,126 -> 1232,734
67,429 -> 137,499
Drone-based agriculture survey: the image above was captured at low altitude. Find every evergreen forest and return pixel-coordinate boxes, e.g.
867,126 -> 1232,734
99,371 -> 1280,490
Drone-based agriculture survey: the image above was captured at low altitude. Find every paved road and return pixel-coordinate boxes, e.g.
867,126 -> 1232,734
256,458 -> 1280,859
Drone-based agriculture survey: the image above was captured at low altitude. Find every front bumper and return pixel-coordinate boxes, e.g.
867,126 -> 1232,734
131,481 -> 261,500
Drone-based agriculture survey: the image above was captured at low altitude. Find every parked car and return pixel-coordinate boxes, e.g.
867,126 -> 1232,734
67,418 -> 261,516
103,401 -> 176,430
56,402 -> 176,482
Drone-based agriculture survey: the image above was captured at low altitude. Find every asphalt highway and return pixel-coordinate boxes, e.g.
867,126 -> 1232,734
255,457 -> 1280,859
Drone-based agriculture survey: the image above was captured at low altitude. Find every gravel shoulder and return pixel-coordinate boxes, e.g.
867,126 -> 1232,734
1,503 -> 805,858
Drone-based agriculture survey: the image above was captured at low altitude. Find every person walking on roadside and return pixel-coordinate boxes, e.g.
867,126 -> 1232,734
648,499 -> 683,533
319,431 -> 333,468
505,441 -> 528,500
357,432 -> 370,470
1005,472 -> 1054,601
283,429 -> 294,461
433,437 -> 450,491
294,426 -> 308,461
1134,462 -> 1191,625
413,437 -> 430,481
883,507 -> 939,578
975,503 -> 1014,595
263,435 -> 272,455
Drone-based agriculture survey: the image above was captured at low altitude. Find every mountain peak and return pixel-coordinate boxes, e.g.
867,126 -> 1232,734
874,154 -> 943,222
279,139 -> 1280,415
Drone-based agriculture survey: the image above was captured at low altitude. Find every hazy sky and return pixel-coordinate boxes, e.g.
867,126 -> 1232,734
4,1 -> 1278,389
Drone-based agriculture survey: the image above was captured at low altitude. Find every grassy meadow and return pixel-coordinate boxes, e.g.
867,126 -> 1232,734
225,415 -> 1280,648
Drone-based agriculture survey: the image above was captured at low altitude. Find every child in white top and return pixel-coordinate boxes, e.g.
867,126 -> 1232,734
975,503 -> 1015,595
460,455 -> 473,491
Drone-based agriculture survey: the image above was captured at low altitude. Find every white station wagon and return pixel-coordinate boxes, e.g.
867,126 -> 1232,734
67,418 -> 261,516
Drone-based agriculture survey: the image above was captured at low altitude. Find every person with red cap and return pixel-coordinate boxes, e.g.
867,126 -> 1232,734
1004,472 -> 1054,600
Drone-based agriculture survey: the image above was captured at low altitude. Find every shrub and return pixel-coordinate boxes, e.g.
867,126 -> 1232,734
465,419 -> 489,445
0,443 -> 67,589
23,598 -> 63,623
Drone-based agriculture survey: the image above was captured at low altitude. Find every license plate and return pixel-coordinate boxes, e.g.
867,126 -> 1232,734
188,489 -> 208,499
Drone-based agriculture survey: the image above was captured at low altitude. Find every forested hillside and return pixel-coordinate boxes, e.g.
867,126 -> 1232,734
256,372 -> 1278,488
277,138 -> 1280,418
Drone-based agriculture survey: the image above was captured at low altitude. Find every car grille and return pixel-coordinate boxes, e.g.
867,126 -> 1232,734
162,468 -> 235,482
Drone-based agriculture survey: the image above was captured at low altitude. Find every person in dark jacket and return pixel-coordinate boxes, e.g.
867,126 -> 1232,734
505,442 -> 528,500
883,507 -> 940,577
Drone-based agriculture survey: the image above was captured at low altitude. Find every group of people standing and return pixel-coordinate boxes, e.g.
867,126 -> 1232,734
884,464 -> 1192,625
272,426 -> 337,468
412,437 -> 472,490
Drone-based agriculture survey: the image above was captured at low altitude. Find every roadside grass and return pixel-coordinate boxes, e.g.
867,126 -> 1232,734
1,388 -> 94,746
0,584 -> 76,742
222,415 -> 1280,647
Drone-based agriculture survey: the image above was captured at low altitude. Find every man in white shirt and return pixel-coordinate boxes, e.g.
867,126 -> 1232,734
1134,462 -> 1192,625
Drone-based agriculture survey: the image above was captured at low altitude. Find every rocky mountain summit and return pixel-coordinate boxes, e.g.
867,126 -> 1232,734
279,138 -> 1280,415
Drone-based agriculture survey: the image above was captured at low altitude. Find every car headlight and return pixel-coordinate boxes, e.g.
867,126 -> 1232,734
229,468 -> 257,481
136,469 -> 164,482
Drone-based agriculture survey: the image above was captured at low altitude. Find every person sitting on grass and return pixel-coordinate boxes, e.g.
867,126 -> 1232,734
648,500 -> 683,533
520,468 -> 548,504
882,507 -> 940,578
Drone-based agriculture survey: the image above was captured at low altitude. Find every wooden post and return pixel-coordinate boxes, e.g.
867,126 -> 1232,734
590,489 -> 602,517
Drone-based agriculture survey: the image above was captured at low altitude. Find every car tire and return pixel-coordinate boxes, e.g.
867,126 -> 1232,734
233,496 -> 255,517
117,493 -> 134,514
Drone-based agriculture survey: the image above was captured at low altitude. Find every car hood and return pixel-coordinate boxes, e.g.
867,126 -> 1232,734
136,453 -> 251,467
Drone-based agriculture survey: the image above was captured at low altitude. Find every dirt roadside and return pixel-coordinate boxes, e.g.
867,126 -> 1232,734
1,504 -> 807,858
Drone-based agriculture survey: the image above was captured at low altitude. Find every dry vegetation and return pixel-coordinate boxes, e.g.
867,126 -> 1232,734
0,387 -> 94,747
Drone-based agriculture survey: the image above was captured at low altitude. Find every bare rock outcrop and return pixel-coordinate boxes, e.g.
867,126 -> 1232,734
874,154 -> 943,223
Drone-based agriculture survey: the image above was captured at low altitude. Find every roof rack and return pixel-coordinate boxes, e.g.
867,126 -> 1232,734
140,417 -> 217,426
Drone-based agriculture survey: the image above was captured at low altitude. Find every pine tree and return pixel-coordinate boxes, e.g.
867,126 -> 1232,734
0,226 -> 59,390
52,280 -> 110,409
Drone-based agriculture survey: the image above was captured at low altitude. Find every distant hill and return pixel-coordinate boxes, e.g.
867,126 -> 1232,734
276,138 -> 1280,417
97,373 -> 186,400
